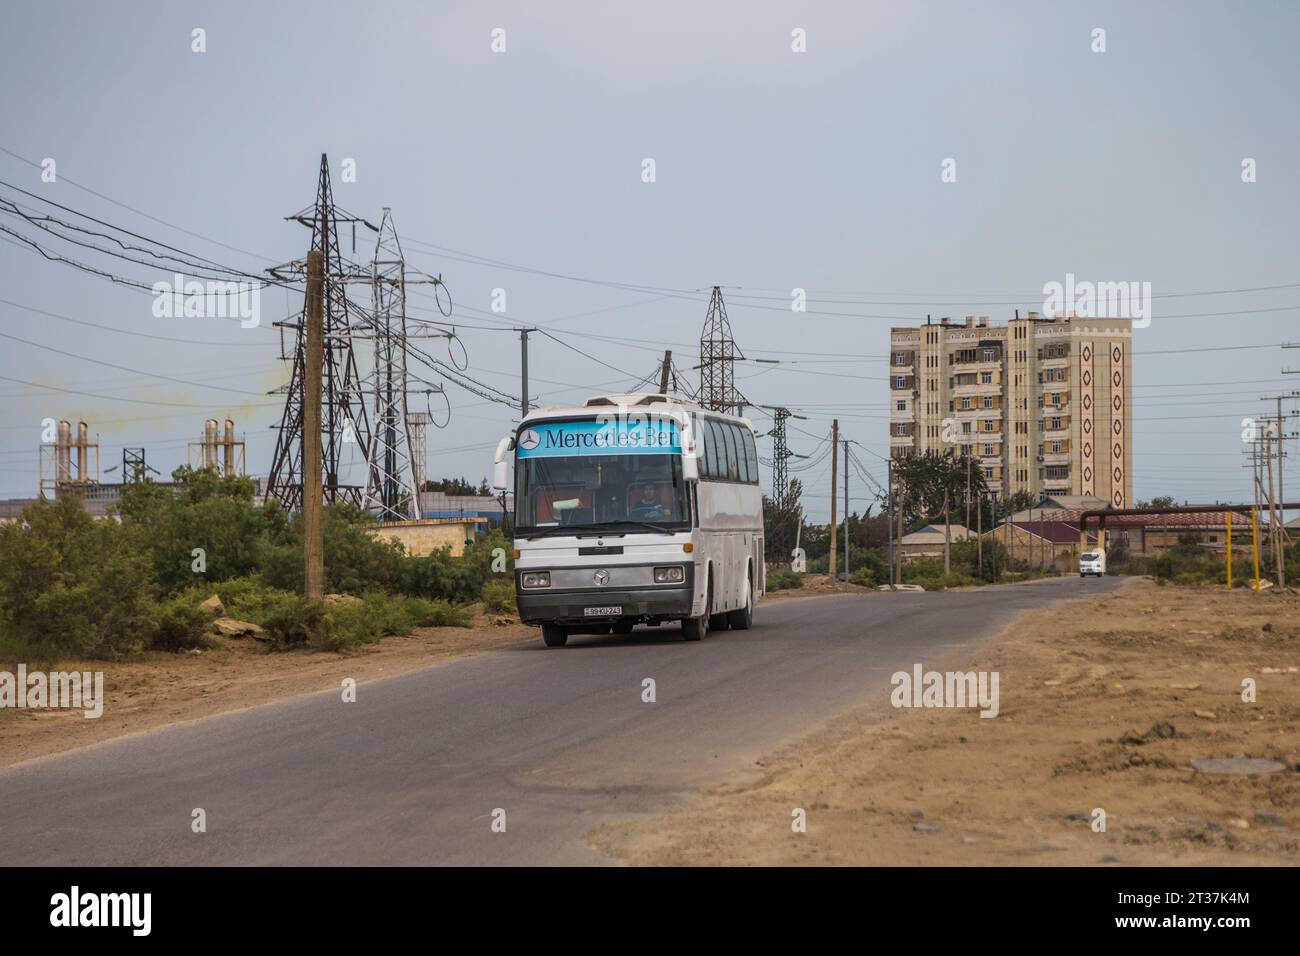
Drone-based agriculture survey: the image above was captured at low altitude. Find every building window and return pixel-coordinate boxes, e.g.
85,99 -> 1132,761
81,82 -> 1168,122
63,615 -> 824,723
896,399 -> 906,411
895,375 -> 906,388
983,396 -> 993,409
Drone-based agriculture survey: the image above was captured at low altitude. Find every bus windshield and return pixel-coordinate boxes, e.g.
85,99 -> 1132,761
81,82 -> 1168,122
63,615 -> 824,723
517,453 -> 689,534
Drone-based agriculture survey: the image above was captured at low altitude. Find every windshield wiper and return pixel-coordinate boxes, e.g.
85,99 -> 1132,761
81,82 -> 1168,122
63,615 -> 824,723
529,520 -> 679,539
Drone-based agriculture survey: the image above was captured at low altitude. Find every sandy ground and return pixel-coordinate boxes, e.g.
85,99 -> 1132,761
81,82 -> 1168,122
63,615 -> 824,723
0,609 -> 534,768
592,579 -> 1300,865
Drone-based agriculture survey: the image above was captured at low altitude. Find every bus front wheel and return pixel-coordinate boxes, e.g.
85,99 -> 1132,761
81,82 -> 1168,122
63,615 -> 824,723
542,624 -> 568,648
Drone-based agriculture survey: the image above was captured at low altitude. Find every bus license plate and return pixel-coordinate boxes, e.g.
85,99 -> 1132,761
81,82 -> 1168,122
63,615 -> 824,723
584,606 -> 622,617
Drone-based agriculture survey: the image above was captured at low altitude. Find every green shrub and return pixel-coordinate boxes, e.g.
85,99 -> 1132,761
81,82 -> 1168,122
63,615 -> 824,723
766,569 -> 805,591
0,496 -> 158,661
848,566 -> 877,587
147,592 -> 215,652
261,593 -> 470,652
908,571 -> 979,592
481,578 -> 517,614
261,597 -> 330,647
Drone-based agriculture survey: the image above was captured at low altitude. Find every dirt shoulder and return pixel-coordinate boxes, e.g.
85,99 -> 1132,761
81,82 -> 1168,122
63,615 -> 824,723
0,610 -> 534,769
592,579 -> 1300,865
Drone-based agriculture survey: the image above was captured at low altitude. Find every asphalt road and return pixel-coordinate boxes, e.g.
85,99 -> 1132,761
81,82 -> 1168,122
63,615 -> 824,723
0,576 -> 1122,865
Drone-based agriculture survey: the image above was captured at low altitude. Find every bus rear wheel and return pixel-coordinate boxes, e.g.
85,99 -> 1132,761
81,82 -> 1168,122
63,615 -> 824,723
727,576 -> 753,630
542,624 -> 568,647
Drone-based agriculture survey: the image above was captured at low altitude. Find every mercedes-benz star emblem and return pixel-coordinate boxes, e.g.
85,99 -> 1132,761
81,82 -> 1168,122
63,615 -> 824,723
518,428 -> 540,451
593,569 -> 610,586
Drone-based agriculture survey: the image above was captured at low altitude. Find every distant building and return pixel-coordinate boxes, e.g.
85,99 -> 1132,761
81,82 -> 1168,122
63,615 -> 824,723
417,491 -> 512,528
898,523 -> 976,558
889,314 -> 1133,508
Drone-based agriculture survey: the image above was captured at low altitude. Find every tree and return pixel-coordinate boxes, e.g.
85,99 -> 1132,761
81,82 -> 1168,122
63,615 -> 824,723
421,476 -> 493,496
893,450 -> 987,573
763,477 -> 804,563
1136,495 -> 1176,510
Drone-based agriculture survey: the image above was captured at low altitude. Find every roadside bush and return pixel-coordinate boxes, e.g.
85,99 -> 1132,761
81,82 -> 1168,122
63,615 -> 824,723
766,569 -> 805,591
261,597 -> 331,647
403,531 -> 513,604
200,576 -> 300,626
258,592 -> 473,652
117,467 -> 281,596
481,578 -> 517,614
907,571 -> 979,592
147,592 -> 216,652
0,496 -> 158,661
848,566 -> 877,587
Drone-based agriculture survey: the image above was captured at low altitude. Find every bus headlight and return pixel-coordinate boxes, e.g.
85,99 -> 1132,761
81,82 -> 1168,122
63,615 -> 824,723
521,571 -> 551,588
653,566 -> 685,584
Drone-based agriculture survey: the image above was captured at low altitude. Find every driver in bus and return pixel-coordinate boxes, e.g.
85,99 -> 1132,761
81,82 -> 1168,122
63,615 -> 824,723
628,483 -> 667,520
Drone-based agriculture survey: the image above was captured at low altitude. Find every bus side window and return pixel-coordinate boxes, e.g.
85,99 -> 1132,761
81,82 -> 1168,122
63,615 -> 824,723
723,422 -> 740,481
742,427 -> 758,484
698,416 -> 714,479
706,419 -> 723,481
732,424 -> 748,483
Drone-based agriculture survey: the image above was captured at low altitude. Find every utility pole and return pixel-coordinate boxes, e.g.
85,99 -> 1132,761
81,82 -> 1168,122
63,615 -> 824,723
1263,414 -> 1283,588
887,456 -> 895,587
896,471 -> 905,585
303,249 -> 325,600
829,419 -> 839,585
965,453 -> 971,535
843,437 -> 850,582
976,488 -> 983,578
659,350 -> 673,393
519,328 -> 531,417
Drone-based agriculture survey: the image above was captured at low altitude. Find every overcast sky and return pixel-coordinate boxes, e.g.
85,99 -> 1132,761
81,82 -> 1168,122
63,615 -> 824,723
1,0 -> 1297,521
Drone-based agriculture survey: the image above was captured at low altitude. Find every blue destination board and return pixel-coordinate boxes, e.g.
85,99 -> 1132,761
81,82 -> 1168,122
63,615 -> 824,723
516,419 -> 681,459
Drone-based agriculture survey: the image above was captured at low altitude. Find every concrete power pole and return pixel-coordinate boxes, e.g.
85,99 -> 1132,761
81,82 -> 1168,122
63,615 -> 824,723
843,437 -> 850,582
519,328 -> 530,417
303,249 -> 325,600
659,350 -> 672,393
887,456 -> 895,587
829,419 -> 838,585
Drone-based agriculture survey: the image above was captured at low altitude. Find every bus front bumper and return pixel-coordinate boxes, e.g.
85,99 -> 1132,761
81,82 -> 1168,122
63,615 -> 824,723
517,586 -> 694,626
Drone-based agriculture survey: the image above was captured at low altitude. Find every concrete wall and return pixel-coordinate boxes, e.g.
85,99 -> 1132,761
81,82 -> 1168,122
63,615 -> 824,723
365,519 -> 479,557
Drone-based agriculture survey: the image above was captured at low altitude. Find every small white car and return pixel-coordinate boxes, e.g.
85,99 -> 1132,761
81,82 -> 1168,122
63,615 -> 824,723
1079,550 -> 1106,577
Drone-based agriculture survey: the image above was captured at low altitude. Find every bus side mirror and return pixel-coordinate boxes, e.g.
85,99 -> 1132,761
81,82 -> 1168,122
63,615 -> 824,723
682,451 -> 699,481
492,436 -> 513,491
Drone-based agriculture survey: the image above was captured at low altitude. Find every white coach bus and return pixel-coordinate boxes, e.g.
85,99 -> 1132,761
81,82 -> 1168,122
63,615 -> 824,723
492,393 -> 765,647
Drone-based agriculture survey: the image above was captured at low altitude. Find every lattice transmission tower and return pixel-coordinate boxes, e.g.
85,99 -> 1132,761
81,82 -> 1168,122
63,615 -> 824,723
265,154 -> 374,512
361,208 -> 444,520
698,286 -> 747,414
769,406 -> 793,507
